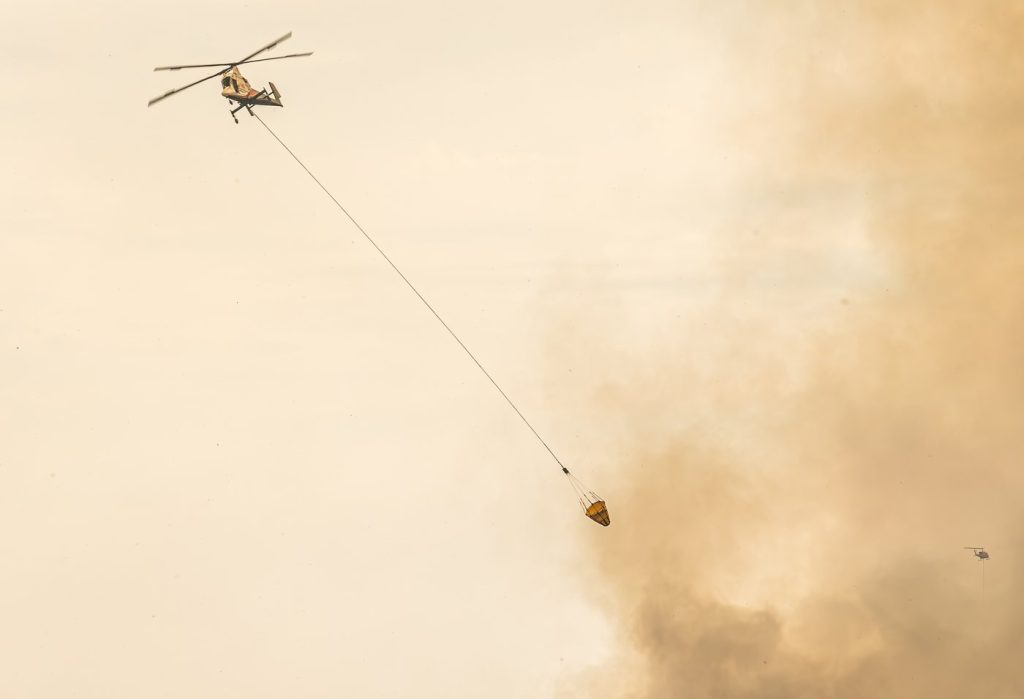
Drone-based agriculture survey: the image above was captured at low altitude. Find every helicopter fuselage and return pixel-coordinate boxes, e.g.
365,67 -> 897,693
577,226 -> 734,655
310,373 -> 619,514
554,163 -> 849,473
220,67 -> 282,107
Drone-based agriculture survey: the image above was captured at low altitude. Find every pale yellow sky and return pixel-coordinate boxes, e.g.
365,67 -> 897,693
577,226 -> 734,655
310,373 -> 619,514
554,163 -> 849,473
6,2 -> 1015,698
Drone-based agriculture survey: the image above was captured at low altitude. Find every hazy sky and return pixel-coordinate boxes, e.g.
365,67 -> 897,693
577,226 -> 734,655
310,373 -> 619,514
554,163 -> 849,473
2,2 -> 1021,697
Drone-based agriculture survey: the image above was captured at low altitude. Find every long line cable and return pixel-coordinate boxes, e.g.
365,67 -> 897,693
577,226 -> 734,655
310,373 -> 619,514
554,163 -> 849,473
253,112 -> 574,477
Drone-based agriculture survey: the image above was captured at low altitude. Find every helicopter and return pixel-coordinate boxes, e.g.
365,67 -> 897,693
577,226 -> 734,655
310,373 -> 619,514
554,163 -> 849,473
964,546 -> 990,560
147,32 -> 312,123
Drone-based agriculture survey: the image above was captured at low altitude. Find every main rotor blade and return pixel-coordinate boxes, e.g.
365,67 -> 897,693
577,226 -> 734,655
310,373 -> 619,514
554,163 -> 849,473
154,62 -> 234,72
236,52 -> 313,66
237,31 -> 292,65
153,52 -> 312,72
147,68 -> 225,107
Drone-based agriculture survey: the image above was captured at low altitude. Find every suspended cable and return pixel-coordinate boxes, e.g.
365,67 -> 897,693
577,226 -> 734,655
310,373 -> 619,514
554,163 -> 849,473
252,112 -> 574,477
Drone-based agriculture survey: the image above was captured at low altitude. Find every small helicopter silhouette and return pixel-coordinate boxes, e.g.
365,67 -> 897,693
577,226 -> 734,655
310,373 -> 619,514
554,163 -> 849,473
964,546 -> 990,560
148,32 -> 312,123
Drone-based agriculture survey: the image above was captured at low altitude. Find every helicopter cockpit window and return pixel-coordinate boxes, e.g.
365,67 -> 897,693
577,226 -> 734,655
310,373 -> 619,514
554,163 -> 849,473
221,76 -> 231,88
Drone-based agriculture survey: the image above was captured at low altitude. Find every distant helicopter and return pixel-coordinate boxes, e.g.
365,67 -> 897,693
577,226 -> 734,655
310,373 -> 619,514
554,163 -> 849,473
964,546 -> 990,560
147,32 -> 312,123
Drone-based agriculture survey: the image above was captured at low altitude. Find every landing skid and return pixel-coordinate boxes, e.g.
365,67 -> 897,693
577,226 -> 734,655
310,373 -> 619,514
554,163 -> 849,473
228,89 -> 268,124
230,101 -> 253,122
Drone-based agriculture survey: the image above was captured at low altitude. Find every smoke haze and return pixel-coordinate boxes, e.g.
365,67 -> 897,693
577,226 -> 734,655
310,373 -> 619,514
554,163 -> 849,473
2,2 -> 1022,696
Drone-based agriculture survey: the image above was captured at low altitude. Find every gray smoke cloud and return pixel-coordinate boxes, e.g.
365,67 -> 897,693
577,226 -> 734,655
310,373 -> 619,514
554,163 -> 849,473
559,4 -> 1024,698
